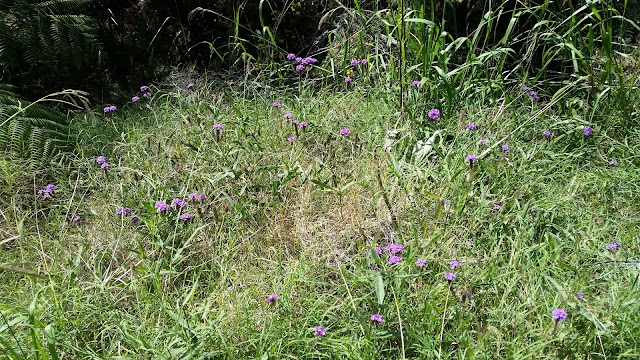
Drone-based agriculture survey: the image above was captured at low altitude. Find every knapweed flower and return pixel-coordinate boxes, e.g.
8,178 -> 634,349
186,83 -> 194,89
295,57 -> 302,63
37,183 -> 55,199
116,207 -> 132,216
103,106 -> 116,113
143,92 -> 152,98
96,156 -> 106,165
72,215 -> 81,222
340,128 -> 351,136
492,204 -> 501,211
213,123 -> 223,131
295,64 -> 305,72
344,77 -> 352,83
416,259 -> 427,267
101,162 -> 110,170
385,243 -> 404,254
577,292 -> 584,300
188,192 -> 206,202
284,113 -> 293,119
551,308 -> 567,322
350,59 -> 359,66
523,86 -> 531,91
288,136 -> 296,143
480,139 -> 488,145
388,256 -> 402,265
502,144 -> 510,152
314,326 -> 327,337
266,294 -> 279,303
287,53 -> 296,60
171,198 -> 186,208
273,102 -> 282,108
410,80 -> 420,87
428,108 -> 441,120
299,121 -> 308,128
132,96 -> 140,102
448,260 -> 461,269
155,200 -> 170,213
304,57 -> 318,64
140,85 -> 149,92
543,130 -> 552,138
179,213 -> 193,221
360,59 -> 368,65
444,272 -> 456,281
466,154 -> 478,163
370,314 -> 384,323
583,126 -> 592,137
291,120 -> 299,126
466,123 -> 477,131
606,242 -> 621,251
374,246 -> 382,255
608,160 -> 618,167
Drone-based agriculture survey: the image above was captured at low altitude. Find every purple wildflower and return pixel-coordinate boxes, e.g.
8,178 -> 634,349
273,102 -> 282,108
287,53 -> 296,60
466,154 -> 478,163
38,184 -> 55,199
577,292 -> 584,300
416,259 -> 427,267
350,59 -> 359,66
608,160 -> 618,167
291,120 -> 299,126
606,242 -> 621,251
374,246 -> 382,255
551,308 -> 567,322
179,213 -> 193,221
340,128 -> 351,136
213,123 -> 223,131
295,57 -> 303,63
388,255 -> 402,265
480,139 -> 488,145
492,204 -> 501,211
584,126 -> 592,137
140,85 -> 149,92
288,136 -> 296,143
466,123 -> 477,131
444,272 -> 456,281
543,130 -> 552,138
284,113 -> 293,119
131,216 -> 140,224
96,156 -> 106,165
171,198 -> 186,208
385,243 -> 404,254
410,80 -> 420,87
186,83 -> 194,89
266,294 -> 279,303
448,260 -> 461,269
143,92 -> 152,98
360,59 -> 368,65
295,64 -> 305,72
299,121 -> 308,128
116,207 -> 132,216
428,108 -> 440,120
314,326 -> 327,337
155,200 -> 170,213
72,215 -> 81,222
132,96 -> 140,102
502,144 -> 510,152
101,162 -> 110,170
370,314 -> 384,323
523,86 -> 531,91
344,77 -> 352,84
189,192 -> 206,202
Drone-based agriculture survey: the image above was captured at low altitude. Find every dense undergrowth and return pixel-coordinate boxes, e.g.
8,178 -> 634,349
1,72 -> 639,358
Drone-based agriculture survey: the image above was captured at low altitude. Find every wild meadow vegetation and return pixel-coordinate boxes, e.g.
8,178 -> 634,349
2,0 -> 640,359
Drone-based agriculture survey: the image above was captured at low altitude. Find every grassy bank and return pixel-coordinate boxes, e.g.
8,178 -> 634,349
1,78 -> 639,359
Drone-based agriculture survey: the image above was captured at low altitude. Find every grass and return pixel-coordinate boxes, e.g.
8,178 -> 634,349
1,75 -> 640,359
